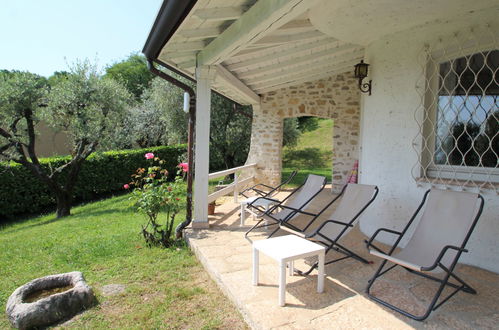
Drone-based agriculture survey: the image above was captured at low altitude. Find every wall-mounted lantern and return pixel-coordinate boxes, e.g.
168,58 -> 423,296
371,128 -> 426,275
354,60 -> 372,95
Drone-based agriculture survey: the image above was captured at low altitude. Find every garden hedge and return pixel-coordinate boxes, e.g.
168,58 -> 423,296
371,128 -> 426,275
0,145 -> 186,219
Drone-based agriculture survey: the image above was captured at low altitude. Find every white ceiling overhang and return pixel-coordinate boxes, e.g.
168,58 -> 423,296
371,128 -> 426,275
154,0 -> 498,105
156,0 -> 361,105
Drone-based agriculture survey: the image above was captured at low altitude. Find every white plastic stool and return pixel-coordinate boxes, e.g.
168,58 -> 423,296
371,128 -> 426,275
240,196 -> 277,226
252,235 -> 325,306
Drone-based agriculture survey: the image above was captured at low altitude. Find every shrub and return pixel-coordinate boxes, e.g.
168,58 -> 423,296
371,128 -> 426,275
0,145 -> 186,219
128,154 -> 186,247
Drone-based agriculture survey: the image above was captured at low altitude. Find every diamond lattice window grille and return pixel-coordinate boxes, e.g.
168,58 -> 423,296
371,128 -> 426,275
413,24 -> 499,194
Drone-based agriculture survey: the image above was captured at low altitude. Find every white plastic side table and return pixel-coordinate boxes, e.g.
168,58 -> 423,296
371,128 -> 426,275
240,197 -> 277,226
252,235 -> 325,306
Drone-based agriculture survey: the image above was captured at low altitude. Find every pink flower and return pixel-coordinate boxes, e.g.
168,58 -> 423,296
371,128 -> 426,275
123,184 -> 130,189
145,152 -> 154,160
178,162 -> 189,172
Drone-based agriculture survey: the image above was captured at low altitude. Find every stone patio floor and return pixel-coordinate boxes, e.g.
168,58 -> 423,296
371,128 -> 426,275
185,189 -> 499,329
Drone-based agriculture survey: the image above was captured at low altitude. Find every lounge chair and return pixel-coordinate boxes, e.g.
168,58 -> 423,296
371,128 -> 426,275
280,183 -> 379,275
240,170 -> 297,199
365,189 -> 484,321
245,174 -> 327,238
239,171 -> 297,225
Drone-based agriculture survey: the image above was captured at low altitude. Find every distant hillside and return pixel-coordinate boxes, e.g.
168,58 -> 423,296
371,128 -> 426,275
283,118 -> 333,169
282,118 -> 332,186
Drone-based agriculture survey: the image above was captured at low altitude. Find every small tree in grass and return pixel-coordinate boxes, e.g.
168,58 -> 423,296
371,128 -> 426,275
0,62 -> 131,218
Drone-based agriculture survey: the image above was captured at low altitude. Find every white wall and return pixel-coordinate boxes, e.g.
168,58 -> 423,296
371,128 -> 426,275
359,10 -> 499,272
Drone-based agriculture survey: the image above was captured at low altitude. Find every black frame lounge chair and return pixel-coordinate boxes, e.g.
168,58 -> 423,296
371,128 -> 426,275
280,183 -> 379,275
245,174 -> 327,238
240,170 -> 297,199
365,189 -> 484,321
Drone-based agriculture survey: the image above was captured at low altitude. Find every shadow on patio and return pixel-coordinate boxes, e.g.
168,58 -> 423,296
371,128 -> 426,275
186,188 -> 499,329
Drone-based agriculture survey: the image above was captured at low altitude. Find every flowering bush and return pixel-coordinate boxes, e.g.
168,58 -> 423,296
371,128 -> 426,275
178,162 -> 189,173
126,153 -> 185,247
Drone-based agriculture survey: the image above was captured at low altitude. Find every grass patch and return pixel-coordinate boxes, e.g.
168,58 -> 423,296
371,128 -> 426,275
282,167 -> 331,188
0,193 -> 247,329
283,118 -> 332,187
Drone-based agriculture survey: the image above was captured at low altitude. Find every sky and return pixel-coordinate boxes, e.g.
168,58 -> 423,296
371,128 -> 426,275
0,0 -> 163,77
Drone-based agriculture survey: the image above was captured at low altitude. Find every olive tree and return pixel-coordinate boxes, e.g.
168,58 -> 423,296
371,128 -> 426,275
0,63 -> 131,217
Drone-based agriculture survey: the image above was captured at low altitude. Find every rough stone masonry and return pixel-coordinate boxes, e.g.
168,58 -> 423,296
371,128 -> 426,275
245,73 -> 361,193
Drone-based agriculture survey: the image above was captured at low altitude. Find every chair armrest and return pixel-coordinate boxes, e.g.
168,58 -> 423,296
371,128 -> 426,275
365,228 -> 403,253
256,183 -> 274,190
278,204 -> 317,217
241,183 -> 273,196
317,219 -> 353,231
420,245 -> 469,272
247,196 -> 281,208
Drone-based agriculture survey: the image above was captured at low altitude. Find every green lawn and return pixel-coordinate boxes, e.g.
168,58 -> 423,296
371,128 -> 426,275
283,118 -> 333,187
282,167 -> 331,187
0,194 -> 247,329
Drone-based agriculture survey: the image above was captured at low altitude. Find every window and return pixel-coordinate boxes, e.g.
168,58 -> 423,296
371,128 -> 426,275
414,28 -> 498,192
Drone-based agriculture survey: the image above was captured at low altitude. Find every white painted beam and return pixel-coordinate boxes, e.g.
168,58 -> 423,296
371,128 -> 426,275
238,46 -> 362,79
246,56 -> 363,86
250,59 -> 362,91
193,66 -> 217,228
215,65 -> 260,104
178,27 -> 222,39
177,59 -> 196,69
253,30 -> 324,45
278,19 -> 313,30
255,67 -> 354,94
167,41 -> 207,51
251,61 -> 358,90
227,38 -> 336,71
193,7 -> 246,20
197,0 -> 320,65
162,51 -> 197,60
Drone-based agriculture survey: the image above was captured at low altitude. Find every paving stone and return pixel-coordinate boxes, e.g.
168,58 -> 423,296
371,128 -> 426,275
185,193 -> 499,329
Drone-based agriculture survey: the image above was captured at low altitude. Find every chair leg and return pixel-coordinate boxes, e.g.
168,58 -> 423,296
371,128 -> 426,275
245,219 -> 265,237
366,261 -> 475,321
295,243 -> 370,276
245,219 -> 278,237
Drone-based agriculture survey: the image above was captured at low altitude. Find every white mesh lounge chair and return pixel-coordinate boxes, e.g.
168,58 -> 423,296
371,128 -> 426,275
245,174 -> 327,238
280,183 -> 379,275
365,189 -> 484,321
239,171 -> 297,222
240,170 -> 297,199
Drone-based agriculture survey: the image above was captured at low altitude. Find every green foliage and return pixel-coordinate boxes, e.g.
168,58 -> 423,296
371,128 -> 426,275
130,76 -> 188,147
282,167 -> 332,188
209,94 -> 252,171
0,145 -> 186,219
129,155 -> 185,247
282,117 -> 300,147
44,61 -> 132,152
297,116 -> 319,132
105,54 -> 154,99
0,71 -> 48,159
283,147 -> 329,168
283,118 -> 332,169
47,71 -> 70,87
136,77 -> 253,171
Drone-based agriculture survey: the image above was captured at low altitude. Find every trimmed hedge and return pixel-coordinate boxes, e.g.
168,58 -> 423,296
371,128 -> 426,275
0,145 -> 186,219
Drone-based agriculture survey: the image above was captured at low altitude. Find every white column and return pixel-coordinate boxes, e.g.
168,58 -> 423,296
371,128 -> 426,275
192,66 -> 216,228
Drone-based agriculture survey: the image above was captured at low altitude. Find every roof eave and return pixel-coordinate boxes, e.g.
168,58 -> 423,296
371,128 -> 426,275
142,0 -> 198,61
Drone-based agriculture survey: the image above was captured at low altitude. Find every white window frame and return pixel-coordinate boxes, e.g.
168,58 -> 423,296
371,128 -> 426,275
422,44 -> 499,184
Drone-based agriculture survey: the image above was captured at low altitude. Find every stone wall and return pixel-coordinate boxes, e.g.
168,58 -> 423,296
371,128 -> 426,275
246,73 -> 360,192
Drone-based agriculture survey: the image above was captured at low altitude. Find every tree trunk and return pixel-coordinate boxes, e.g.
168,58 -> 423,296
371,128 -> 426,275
55,191 -> 73,218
